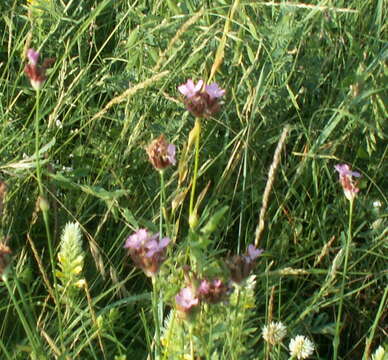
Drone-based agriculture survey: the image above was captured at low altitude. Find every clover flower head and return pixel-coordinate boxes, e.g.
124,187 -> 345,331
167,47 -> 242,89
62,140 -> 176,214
262,321 -> 287,345
289,335 -> 315,359
198,278 -> 230,304
198,279 -> 211,294
146,134 -> 176,171
178,79 -> 225,118
24,48 -> 55,91
334,163 -> 361,201
226,244 -> 263,283
175,286 -> 199,314
124,229 -> 170,277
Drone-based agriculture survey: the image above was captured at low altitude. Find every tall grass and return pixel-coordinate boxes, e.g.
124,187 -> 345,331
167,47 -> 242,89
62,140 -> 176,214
0,0 -> 386,359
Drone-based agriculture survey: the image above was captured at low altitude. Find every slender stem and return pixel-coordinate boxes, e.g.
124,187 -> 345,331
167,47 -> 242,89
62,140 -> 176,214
189,118 -> 201,225
333,199 -> 354,359
35,90 -> 43,195
159,170 -> 165,237
152,276 -> 161,359
189,324 -> 194,360
34,90 -> 55,283
34,90 -> 64,350
13,274 -> 38,331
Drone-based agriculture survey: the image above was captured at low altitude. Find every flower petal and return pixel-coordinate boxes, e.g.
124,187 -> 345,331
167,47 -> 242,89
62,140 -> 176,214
27,48 -> 40,65
205,82 -> 225,99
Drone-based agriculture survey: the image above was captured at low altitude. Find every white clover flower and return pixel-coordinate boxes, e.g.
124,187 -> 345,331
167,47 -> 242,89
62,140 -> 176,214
289,335 -> 315,359
262,321 -> 287,345
371,345 -> 386,360
372,200 -> 382,208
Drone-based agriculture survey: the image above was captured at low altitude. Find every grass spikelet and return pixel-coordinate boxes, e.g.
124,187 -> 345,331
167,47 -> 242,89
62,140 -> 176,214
314,235 -> 336,267
255,125 -> 290,247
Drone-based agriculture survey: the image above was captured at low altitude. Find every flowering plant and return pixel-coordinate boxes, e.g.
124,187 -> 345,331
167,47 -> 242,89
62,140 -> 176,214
334,163 -> 361,201
146,135 -> 176,171
124,229 -> 170,277
178,79 -> 225,118
24,48 -> 55,90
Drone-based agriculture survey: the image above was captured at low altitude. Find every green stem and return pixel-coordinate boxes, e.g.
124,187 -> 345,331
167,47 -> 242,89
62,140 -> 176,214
34,90 -> 55,283
35,90 -> 43,195
152,276 -> 161,359
159,170 -> 166,237
189,324 -> 194,360
333,199 -> 354,359
189,118 -> 201,226
34,89 -> 64,351
13,273 -> 39,331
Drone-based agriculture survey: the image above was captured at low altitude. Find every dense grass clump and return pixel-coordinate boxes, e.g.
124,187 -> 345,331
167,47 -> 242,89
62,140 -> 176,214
0,0 -> 386,359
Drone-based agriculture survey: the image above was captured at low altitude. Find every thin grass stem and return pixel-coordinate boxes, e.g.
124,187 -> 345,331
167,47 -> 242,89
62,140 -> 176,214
3,275 -> 41,354
159,170 -> 165,237
152,276 -> 161,359
333,198 -> 354,359
34,89 -> 64,350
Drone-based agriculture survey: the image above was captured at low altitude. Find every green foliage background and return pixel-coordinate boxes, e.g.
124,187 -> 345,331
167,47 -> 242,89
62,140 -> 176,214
0,0 -> 386,359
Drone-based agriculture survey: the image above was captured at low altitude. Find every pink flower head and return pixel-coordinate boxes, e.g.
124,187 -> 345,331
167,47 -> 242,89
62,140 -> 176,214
175,287 -> 199,313
146,135 -> 176,171
334,164 -> 361,201
198,278 -> 230,304
178,79 -> 225,118
178,79 -> 203,99
205,82 -> 226,99
124,229 -> 170,277
226,245 -> 264,283
334,164 -> 361,178
24,48 -> 55,91
198,279 -> 211,294
27,48 -> 40,65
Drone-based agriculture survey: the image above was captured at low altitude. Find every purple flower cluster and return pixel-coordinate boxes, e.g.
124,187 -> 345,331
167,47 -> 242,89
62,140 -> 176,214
178,79 -> 225,118
198,278 -> 231,304
175,277 -> 231,318
334,164 -> 361,201
124,229 -> 170,277
175,286 -> 199,314
226,244 -> 264,284
24,48 -> 55,91
175,244 -> 263,317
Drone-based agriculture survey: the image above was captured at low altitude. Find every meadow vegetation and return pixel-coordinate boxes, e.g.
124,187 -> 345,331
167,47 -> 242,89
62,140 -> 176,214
0,0 -> 387,359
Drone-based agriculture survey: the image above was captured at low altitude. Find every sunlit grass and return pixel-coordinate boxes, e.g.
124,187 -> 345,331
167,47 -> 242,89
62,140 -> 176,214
0,0 -> 386,359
